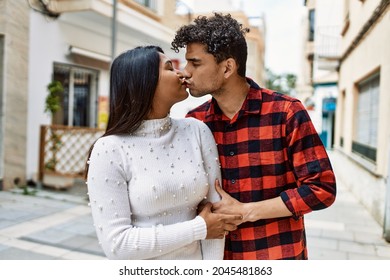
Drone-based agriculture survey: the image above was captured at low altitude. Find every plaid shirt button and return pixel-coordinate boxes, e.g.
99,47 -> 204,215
229,151 -> 234,156
231,179 -> 236,184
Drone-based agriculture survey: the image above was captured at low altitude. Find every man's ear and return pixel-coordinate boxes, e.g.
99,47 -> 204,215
224,58 -> 237,78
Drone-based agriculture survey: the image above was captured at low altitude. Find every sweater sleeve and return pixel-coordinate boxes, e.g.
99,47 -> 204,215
195,120 -> 225,260
87,137 -> 207,260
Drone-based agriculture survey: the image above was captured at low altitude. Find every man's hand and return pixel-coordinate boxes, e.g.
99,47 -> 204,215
212,179 -> 246,224
198,202 -> 242,239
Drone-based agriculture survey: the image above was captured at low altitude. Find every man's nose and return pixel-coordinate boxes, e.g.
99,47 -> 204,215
181,66 -> 191,79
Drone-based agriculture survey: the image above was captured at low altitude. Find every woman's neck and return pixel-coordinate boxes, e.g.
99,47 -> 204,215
146,110 -> 170,120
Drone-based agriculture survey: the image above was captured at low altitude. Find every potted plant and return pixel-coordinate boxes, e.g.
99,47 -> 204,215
42,81 -> 74,189
44,80 -> 63,172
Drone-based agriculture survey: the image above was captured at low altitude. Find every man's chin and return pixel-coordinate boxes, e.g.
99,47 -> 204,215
189,90 -> 208,98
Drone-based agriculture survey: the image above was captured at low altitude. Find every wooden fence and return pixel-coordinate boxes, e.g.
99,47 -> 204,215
39,125 -> 104,183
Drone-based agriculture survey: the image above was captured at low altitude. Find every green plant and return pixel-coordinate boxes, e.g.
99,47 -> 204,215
44,81 -> 64,172
44,131 -> 62,171
45,80 -> 63,115
265,68 -> 297,96
13,178 -> 36,195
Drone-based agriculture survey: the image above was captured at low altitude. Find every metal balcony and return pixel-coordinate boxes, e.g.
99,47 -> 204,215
315,26 -> 342,71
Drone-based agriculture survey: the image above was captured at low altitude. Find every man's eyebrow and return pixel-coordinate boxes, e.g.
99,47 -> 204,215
186,58 -> 201,62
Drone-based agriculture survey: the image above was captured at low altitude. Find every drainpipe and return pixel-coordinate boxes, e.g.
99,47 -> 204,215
111,0 -> 118,60
384,146 -> 390,242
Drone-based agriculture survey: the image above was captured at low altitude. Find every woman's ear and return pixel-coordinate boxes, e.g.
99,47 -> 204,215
224,58 -> 237,78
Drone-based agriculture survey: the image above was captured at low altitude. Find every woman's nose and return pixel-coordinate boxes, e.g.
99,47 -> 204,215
175,69 -> 184,78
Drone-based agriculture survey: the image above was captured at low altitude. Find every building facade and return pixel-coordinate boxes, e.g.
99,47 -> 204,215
333,0 -> 390,239
0,0 -> 265,190
298,0 -> 343,149
1,0 -> 183,189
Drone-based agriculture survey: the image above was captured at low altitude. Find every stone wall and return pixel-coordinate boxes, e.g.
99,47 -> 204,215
0,1 -> 29,189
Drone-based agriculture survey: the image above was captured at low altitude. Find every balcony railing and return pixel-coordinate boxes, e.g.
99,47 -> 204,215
315,26 -> 342,71
315,25 -> 342,59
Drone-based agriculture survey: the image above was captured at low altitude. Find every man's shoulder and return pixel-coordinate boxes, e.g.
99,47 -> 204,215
260,87 -> 299,103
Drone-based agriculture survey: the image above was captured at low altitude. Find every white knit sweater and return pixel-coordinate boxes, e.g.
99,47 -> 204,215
87,116 -> 224,259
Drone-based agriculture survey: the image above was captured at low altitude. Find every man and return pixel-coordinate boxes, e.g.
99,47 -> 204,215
171,13 -> 336,260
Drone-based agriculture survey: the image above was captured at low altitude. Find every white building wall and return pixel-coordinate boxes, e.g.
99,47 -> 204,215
26,11 -> 113,180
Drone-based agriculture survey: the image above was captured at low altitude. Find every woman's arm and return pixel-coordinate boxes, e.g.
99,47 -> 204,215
196,121 -> 226,260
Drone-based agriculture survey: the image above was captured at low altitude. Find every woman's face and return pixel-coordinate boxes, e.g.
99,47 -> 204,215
150,53 -> 188,118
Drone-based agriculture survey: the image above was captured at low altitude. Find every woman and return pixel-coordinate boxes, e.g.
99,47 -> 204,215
86,46 -> 238,260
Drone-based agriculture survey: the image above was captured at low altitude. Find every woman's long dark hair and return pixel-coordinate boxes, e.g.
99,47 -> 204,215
85,45 -> 164,177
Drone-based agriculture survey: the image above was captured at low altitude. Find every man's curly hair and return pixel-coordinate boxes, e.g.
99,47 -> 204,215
171,13 -> 250,77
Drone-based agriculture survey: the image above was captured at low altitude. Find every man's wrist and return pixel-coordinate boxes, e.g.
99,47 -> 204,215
242,202 -> 257,223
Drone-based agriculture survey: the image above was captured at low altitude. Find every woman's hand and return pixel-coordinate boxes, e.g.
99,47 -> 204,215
212,179 -> 246,224
198,202 -> 242,239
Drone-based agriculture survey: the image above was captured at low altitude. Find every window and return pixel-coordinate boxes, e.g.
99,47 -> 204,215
339,91 -> 346,147
352,73 -> 380,162
53,63 -> 98,127
134,0 -> 157,11
308,9 -> 315,41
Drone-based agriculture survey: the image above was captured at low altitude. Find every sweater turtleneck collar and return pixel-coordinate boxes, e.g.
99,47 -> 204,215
133,115 -> 172,138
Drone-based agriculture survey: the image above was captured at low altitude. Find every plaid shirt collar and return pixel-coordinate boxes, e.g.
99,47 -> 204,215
204,78 -> 263,122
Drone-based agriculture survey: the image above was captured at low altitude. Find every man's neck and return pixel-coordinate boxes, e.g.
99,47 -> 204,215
213,77 -> 250,119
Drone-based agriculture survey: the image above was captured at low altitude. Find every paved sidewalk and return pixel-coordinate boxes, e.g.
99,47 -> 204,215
0,177 -> 389,260
0,185 -> 105,260
306,183 -> 390,259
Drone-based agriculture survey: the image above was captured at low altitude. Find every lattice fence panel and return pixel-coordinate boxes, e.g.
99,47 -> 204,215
40,125 -> 104,178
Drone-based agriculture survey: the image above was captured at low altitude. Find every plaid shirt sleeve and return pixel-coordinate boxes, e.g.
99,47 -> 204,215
280,100 -> 336,218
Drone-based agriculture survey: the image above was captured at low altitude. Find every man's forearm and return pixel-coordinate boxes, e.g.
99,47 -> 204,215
242,196 -> 293,223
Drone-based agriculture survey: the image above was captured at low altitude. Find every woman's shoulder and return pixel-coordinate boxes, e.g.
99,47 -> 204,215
93,135 -> 127,150
172,116 -> 208,130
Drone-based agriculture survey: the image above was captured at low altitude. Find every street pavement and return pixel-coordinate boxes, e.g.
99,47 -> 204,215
0,171 -> 389,260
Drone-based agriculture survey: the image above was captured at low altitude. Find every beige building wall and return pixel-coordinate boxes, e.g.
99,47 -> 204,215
0,1 -> 29,189
334,0 -> 389,225
161,0 -> 192,30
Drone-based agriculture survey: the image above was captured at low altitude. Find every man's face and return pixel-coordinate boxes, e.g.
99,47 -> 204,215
182,43 -> 226,98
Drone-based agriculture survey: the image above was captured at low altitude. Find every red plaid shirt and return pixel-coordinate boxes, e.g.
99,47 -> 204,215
187,79 -> 336,260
